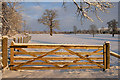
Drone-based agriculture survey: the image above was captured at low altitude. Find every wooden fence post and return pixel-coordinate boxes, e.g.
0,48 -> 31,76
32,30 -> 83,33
105,41 -> 110,69
18,37 -> 20,43
103,43 -> 106,71
20,37 -> 22,43
13,37 -> 16,43
23,37 -> 25,43
2,36 -> 8,68
26,36 -> 29,43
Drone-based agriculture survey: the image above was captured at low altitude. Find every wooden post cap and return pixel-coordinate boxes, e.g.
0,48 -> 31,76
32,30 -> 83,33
105,41 -> 110,43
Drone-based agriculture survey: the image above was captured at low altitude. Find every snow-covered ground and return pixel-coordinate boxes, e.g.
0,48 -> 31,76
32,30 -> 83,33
1,34 -> 120,78
30,34 -> 119,54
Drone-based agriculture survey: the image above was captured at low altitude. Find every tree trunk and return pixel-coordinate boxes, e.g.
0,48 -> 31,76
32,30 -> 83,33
93,31 -> 95,37
112,33 -> 114,37
93,33 -> 94,37
112,30 -> 115,37
50,27 -> 52,36
2,2 -> 9,36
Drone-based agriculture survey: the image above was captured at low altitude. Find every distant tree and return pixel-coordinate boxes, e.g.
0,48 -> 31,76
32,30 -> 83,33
89,24 -> 97,37
77,29 -> 81,34
100,27 -> 105,34
107,19 -> 118,37
73,26 -> 77,35
38,9 -> 59,36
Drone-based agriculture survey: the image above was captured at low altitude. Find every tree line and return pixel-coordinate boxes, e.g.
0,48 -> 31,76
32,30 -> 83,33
38,8 -> 118,37
37,9 -> 119,37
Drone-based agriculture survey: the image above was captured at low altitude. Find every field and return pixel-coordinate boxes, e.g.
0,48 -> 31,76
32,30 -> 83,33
1,34 -> 120,78
30,34 -> 119,54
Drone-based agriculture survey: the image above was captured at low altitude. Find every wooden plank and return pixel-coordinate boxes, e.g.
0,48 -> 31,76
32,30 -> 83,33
11,43 -> 103,49
18,37 -> 20,43
14,52 -> 103,55
13,57 -> 103,60
26,36 -> 29,43
23,37 -> 25,43
93,49 -> 102,53
11,66 -> 101,70
13,43 -> 103,47
110,51 -> 120,59
11,62 -> 103,65
20,37 -> 22,43
2,36 -> 8,68
10,46 -> 103,49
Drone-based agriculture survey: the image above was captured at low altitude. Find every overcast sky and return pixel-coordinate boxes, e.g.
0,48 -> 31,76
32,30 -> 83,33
21,2 -> 118,31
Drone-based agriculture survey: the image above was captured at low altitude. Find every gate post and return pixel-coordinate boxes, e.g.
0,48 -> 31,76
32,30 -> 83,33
2,36 -> 8,68
103,41 -> 110,71
105,41 -> 110,69
103,43 -> 106,71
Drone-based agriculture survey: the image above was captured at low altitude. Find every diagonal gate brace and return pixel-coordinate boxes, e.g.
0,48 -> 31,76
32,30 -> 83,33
13,47 -> 61,70
63,47 -> 104,68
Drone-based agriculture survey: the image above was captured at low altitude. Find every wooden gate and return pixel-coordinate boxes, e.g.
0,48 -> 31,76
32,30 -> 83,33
9,41 -> 110,70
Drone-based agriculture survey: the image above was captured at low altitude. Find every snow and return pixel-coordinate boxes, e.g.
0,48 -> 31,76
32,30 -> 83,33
30,34 -> 119,54
1,34 -> 120,78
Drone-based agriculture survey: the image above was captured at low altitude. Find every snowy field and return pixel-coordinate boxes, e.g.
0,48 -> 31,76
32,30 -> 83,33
2,34 -> 120,78
30,34 -> 119,54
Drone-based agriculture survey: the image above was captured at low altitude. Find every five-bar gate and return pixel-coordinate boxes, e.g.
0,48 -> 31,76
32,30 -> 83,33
9,41 -> 110,71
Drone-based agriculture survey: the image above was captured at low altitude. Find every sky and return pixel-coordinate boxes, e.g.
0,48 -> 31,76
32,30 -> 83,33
2,0 -> 120,2
20,2 -> 118,31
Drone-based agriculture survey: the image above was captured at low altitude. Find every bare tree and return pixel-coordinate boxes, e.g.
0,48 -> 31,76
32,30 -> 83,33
73,25 -> 77,34
2,2 -> 23,36
89,24 -> 97,37
63,0 -> 114,24
38,9 -> 59,36
107,19 -> 118,37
